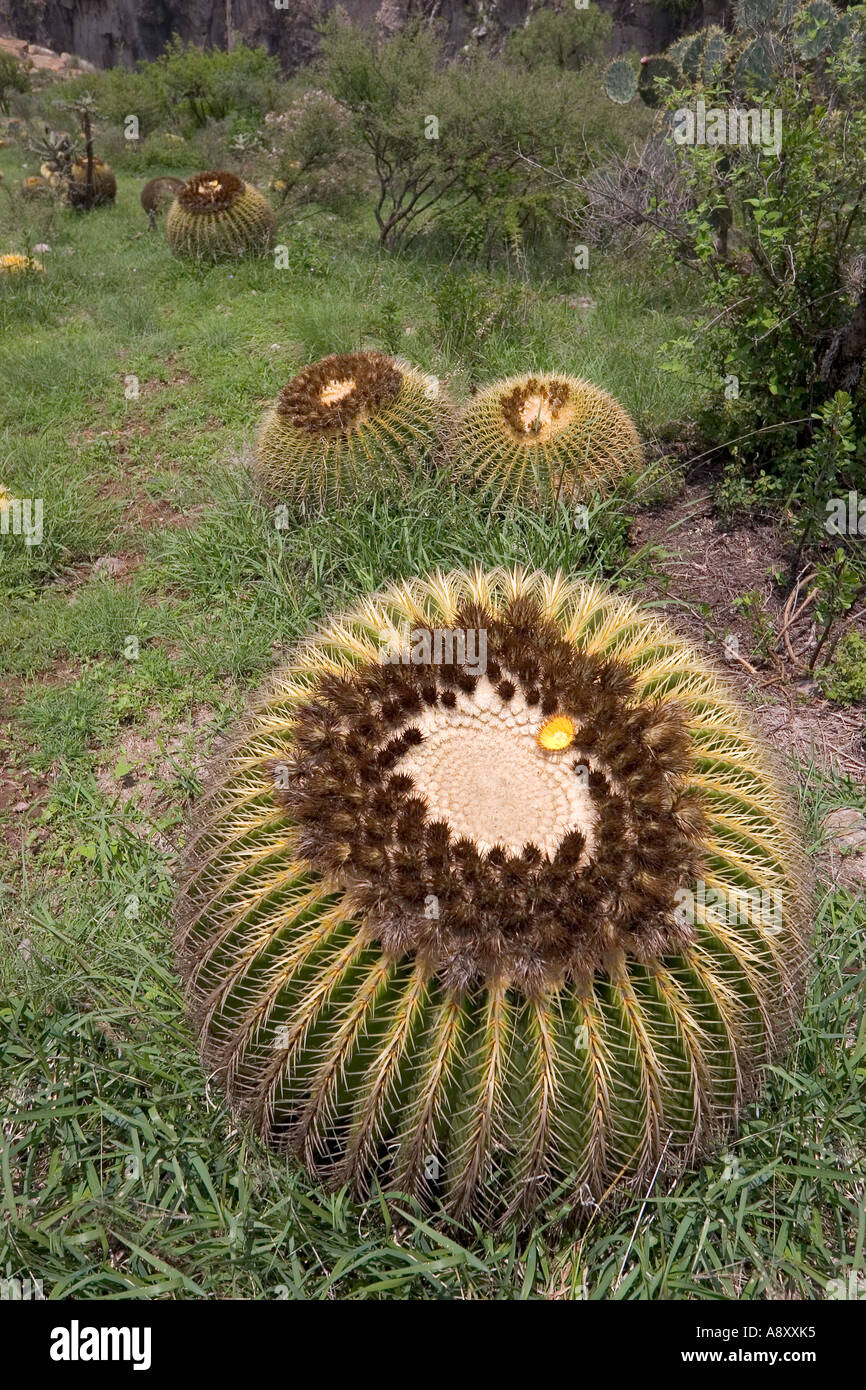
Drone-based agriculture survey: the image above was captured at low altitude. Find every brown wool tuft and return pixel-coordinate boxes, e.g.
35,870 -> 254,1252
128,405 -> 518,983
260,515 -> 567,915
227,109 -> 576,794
276,351 -> 403,435
275,596 -> 709,992
178,170 -> 245,213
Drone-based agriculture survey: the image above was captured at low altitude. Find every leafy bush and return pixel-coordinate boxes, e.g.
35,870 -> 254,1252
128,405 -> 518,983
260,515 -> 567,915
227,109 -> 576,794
62,39 -> 282,139
262,89 -> 364,211
574,2 -> 866,479
817,630 -> 866,704
506,2 -> 612,70
0,50 -> 30,115
317,13 -> 588,254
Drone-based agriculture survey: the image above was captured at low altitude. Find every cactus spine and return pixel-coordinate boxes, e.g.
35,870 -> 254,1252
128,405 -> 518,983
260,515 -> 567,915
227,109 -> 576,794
255,351 -> 447,509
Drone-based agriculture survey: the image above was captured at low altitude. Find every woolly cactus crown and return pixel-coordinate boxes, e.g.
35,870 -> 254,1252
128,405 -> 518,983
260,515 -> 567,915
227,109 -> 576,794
255,351 -> 446,509
176,568 -> 811,1223
166,170 -> 276,260
447,374 -> 643,508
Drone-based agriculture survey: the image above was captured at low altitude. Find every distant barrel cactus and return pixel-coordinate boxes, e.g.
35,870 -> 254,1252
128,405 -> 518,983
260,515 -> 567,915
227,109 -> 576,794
19,176 -> 52,200
66,156 -> 117,208
141,175 -> 184,217
446,374 -> 643,508
255,351 -> 446,509
166,170 -> 275,260
176,567 -> 812,1223
0,253 -> 44,274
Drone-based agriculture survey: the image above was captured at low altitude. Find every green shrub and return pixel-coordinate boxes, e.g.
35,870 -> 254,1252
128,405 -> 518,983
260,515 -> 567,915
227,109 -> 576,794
817,630 -> 866,704
506,3 -> 612,70
317,13 -> 591,253
0,50 -> 30,115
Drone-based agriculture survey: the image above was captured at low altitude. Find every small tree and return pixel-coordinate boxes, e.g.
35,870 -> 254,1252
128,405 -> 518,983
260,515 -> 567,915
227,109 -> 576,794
318,13 -> 588,253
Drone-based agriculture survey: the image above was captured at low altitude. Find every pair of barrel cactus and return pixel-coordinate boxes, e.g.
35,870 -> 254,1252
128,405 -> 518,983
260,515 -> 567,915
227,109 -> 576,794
175,351 -> 814,1226
254,351 -> 644,512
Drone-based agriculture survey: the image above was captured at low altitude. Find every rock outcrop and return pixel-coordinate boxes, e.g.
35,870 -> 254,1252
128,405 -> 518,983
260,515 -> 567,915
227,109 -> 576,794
0,0 -> 731,72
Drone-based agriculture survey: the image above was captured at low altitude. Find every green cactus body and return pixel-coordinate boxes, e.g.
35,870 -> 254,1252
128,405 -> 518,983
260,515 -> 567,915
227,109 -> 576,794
735,0 -> 784,33
638,55 -> 684,107
702,27 -> 730,81
681,33 -> 709,82
604,57 -> 638,104
175,567 -> 812,1221
445,373 -> 643,508
166,171 -> 276,260
66,157 -> 117,207
254,351 -> 446,509
734,33 -> 786,90
792,0 -> 850,57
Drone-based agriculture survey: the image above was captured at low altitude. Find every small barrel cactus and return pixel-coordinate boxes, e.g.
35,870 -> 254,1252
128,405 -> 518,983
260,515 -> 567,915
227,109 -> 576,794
166,171 -> 276,260
141,175 -> 184,216
66,156 -> 117,208
176,567 -> 812,1223
19,176 -> 52,200
445,373 -> 643,508
254,351 -> 446,509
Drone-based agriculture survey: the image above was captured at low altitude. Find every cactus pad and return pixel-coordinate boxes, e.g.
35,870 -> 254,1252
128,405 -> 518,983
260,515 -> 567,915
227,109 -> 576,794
445,373 -> 642,508
604,58 -> 638,104
166,171 -> 276,260
175,567 -> 812,1221
638,56 -> 684,107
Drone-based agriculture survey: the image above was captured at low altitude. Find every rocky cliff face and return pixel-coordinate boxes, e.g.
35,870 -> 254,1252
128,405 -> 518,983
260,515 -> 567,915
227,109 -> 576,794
0,0 -> 729,71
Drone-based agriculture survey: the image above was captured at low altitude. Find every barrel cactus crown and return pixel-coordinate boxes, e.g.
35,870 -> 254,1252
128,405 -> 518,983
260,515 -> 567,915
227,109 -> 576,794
447,374 -> 643,508
176,567 -> 812,1222
67,156 -> 117,208
255,351 -> 446,509
166,171 -> 276,260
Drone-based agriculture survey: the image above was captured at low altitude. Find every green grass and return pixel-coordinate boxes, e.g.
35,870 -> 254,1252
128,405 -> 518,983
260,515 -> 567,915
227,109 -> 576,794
1,148 -> 864,1301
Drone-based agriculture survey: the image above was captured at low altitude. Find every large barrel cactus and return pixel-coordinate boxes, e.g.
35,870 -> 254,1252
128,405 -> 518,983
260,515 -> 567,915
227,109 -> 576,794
166,171 -> 276,260
447,374 -> 643,508
176,567 -> 812,1223
255,351 -> 446,509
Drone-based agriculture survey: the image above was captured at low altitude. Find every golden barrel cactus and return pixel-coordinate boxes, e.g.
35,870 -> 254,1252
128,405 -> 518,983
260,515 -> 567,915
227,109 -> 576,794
66,156 -> 117,208
166,171 -> 275,260
176,568 -> 811,1222
0,253 -> 44,275
255,351 -> 446,509
447,374 -> 644,507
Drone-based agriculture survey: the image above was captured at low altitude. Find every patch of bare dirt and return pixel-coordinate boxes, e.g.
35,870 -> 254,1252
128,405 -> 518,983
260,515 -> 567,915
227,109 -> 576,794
632,482 -> 865,780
